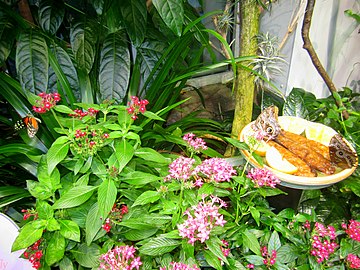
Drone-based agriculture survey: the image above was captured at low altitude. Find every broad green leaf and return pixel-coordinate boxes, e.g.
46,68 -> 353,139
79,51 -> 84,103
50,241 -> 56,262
58,256 -> 74,270
97,179 -> 117,218
268,231 -> 281,253
85,203 -> 102,245
276,244 -> 299,264
203,249 -> 222,270
49,43 -> 79,102
243,255 -> 265,265
134,147 -> 169,164
113,139 -> 134,172
142,111 -> 165,121
16,31 -> 48,94
250,206 -> 260,226
120,0 -> 147,46
120,171 -> 161,186
72,243 -> 101,268
38,0 -> 65,34
59,220 -> 81,242
132,191 -> 161,207
53,105 -> 75,114
45,231 -> 65,265
99,31 -> 130,102
12,220 -> 47,251
52,185 -> 97,209
118,219 -> 157,230
38,155 -> 61,191
27,180 -> 53,200
242,229 -> 261,255
206,236 -> 228,265
124,228 -> 158,241
283,88 -> 311,118
47,218 -> 60,231
152,0 -> 183,36
70,22 -> 96,73
138,237 -> 180,256
47,137 -> 70,174
36,200 -> 54,220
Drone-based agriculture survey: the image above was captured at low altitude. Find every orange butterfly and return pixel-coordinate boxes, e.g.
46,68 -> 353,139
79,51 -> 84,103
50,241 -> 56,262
14,115 -> 41,138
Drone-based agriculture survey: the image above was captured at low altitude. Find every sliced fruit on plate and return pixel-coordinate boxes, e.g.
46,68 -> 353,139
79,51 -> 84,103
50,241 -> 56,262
265,146 -> 298,174
278,116 -> 308,135
305,122 -> 337,146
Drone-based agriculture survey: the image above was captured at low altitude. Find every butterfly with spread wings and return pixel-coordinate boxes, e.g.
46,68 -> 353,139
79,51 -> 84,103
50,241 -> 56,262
14,115 -> 41,138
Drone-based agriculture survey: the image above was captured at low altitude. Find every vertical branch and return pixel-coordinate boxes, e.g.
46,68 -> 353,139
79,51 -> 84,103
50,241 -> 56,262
301,0 -> 349,119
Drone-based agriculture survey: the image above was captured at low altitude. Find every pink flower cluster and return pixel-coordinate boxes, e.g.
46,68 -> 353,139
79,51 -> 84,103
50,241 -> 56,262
126,96 -> 149,120
177,196 -> 227,245
33,92 -> 61,113
22,239 -> 43,269
21,208 -> 38,221
193,158 -> 237,185
347,254 -> 360,269
160,262 -> 200,270
99,245 -> 142,270
310,222 -> 338,263
69,108 -> 99,119
102,204 -> 129,233
71,128 -> 109,157
183,133 -> 208,152
342,220 -> 360,242
165,156 -> 236,187
261,246 -> 277,266
246,168 -> 280,188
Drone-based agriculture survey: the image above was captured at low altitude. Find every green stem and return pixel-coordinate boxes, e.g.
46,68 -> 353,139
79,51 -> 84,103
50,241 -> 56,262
51,109 -> 66,133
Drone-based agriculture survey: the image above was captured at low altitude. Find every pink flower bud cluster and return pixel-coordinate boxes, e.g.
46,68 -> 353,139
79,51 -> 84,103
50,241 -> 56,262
346,254 -> 360,269
33,92 -> 61,113
310,222 -> 338,263
160,262 -> 200,270
183,133 -> 208,152
261,246 -> 277,266
21,208 -> 38,221
22,239 -> 43,269
69,108 -> 99,119
177,196 -> 227,245
246,264 -> 255,269
193,158 -> 237,185
303,220 -> 311,230
342,220 -> 360,242
246,168 -> 280,188
71,128 -> 109,157
165,156 -> 236,187
126,96 -> 149,120
99,245 -> 142,270
102,204 -> 129,233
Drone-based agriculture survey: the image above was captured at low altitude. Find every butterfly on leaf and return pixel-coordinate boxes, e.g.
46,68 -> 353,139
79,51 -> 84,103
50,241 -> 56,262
14,115 -> 41,138
329,134 -> 358,169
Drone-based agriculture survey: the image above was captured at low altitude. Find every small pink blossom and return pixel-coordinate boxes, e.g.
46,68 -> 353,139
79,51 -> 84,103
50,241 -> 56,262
165,156 -> 196,182
246,168 -> 280,188
127,96 -> 148,120
310,222 -> 338,264
99,245 -> 142,270
177,196 -> 227,245
347,254 -> 360,269
260,246 -> 277,267
160,262 -> 200,270
193,158 -> 236,185
183,133 -> 208,152
33,92 -> 61,113
342,220 -> 360,242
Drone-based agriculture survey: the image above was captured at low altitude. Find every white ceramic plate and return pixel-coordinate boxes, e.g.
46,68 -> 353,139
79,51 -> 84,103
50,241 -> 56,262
239,116 -> 358,189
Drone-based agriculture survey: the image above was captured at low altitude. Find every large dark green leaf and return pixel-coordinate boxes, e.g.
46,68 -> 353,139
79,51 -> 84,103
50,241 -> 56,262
112,139 -> 134,173
38,0 -> 65,34
138,237 -> 180,256
120,0 -> 147,46
47,136 -> 70,174
72,243 -> 101,268
99,31 -> 130,102
58,219 -> 81,242
0,13 -> 15,64
283,88 -> 314,118
45,231 -> 65,265
16,31 -> 49,94
85,203 -> 102,245
70,22 -> 96,73
52,185 -> 98,209
152,0 -> 184,36
137,40 -> 167,89
12,220 -> 47,251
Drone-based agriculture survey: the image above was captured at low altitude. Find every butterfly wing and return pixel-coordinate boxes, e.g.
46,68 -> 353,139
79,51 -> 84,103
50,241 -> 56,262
23,116 -> 39,138
329,134 -> 358,169
252,105 -> 282,139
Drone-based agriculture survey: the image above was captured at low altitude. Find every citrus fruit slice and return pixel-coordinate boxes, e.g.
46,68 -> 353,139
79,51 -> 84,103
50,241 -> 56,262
265,146 -> 298,174
242,127 -> 270,156
278,116 -> 308,135
305,122 -> 337,146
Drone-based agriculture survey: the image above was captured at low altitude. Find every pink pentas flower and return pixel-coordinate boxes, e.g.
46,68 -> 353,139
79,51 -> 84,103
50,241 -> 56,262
183,133 -> 208,152
246,167 -> 280,188
346,254 -> 360,269
160,262 -> 200,270
342,220 -> 360,242
193,158 -> 236,184
177,196 -> 227,245
126,96 -> 148,120
99,245 -> 142,270
165,156 -> 196,182
310,222 -> 338,264
33,92 -> 61,113
260,246 -> 277,267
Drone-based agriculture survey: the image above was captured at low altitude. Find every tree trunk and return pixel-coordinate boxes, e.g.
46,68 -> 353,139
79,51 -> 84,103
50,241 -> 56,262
227,0 -> 260,156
